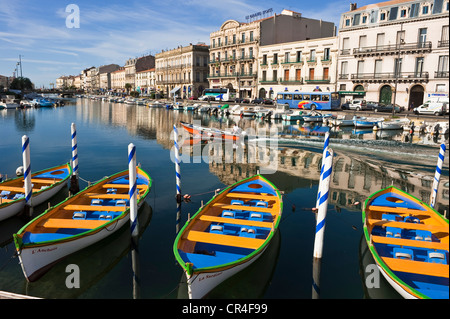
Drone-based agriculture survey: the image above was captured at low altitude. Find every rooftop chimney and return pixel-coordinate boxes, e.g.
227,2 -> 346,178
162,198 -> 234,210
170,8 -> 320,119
350,3 -> 357,11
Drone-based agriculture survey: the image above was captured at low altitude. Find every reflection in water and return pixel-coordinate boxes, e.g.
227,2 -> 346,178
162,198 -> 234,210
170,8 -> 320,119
14,109 -> 35,132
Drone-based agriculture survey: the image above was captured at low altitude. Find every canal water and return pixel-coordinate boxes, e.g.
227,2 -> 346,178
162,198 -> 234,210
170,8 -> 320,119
0,99 -> 448,299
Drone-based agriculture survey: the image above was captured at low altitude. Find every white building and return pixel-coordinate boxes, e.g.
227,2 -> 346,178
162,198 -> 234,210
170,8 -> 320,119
258,36 -> 338,99
337,0 -> 449,108
135,68 -> 156,95
111,67 -> 125,93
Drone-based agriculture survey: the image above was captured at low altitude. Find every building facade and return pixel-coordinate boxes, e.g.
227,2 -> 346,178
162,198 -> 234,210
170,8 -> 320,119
155,43 -> 209,98
135,68 -> 156,95
337,0 -> 449,108
209,9 -> 336,99
258,36 -> 338,98
111,67 -> 125,93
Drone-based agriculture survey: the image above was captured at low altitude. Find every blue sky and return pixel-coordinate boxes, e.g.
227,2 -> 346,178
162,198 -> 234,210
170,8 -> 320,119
0,0 -> 374,88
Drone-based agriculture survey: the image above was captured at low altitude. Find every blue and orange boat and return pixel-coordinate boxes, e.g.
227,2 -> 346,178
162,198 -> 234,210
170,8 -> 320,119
363,186 -> 449,299
174,174 -> 282,299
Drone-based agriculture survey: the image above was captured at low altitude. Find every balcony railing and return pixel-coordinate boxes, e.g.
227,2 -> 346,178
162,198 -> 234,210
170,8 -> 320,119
435,71 -> 449,78
207,72 -> 257,78
438,40 -> 449,47
305,76 -> 330,83
352,41 -> 432,56
351,72 -> 429,82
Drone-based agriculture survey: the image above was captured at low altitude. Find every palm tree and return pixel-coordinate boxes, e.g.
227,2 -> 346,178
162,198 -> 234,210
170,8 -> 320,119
125,83 -> 132,94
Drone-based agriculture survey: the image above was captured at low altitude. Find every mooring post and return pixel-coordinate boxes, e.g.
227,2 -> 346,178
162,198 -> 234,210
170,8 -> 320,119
70,123 -> 80,194
316,131 -> 330,209
313,148 -> 333,259
430,143 -> 446,209
128,143 -> 138,239
174,125 -> 182,234
21,135 -> 33,217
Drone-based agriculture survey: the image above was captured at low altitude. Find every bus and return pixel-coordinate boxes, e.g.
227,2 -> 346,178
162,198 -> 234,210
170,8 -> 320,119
202,88 -> 236,101
275,91 -> 341,110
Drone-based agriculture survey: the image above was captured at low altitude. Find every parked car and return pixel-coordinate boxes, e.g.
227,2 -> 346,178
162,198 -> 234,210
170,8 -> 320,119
198,96 -> 216,102
373,103 -> 404,113
263,98 -> 274,105
414,99 -> 449,116
235,98 -> 250,103
251,98 -> 264,104
341,102 -> 350,110
348,99 -> 372,111
188,96 -> 198,100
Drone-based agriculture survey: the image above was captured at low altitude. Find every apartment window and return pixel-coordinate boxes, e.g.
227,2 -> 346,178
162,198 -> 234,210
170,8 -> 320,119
345,19 -> 350,26
262,70 -> 267,81
224,51 -> 228,61
232,50 -> 236,60
212,39 -> 215,48
374,60 -> 382,77
323,48 -> 330,60
418,28 -> 427,47
411,3 -> 420,17
389,7 -> 398,20
340,61 -> 348,78
273,53 -> 278,64
415,57 -> 424,76
400,9 -> 407,17
250,31 -> 254,41
323,67 -> 329,79
357,60 -> 364,76
362,15 -> 367,23
241,33 -> 245,43
359,35 -> 367,48
377,33 -> 385,47
225,36 -> 228,45
370,10 -> 378,23
342,38 -> 350,54
394,58 -> 402,76
296,51 -> 302,62
284,69 -> 289,81
436,84 -> 446,92
309,49 -> 316,62
380,12 -> 386,20
422,5 -> 429,14
241,48 -> 245,58
440,25 -> 449,46
284,52 -> 290,63
218,38 -> 221,47
262,54 -> 267,65
353,13 -> 360,26
233,34 -> 236,44
437,55 -> 449,77
295,69 -> 302,81
272,70 -> 277,81
309,68 -> 315,80
396,30 -> 405,45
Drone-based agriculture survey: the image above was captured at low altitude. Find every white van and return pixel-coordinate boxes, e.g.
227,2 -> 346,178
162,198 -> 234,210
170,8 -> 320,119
414,97 -> 449,116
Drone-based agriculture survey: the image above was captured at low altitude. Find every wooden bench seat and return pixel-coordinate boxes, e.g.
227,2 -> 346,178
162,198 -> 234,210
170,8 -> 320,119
186,230 -> 265,250
212,203 -> 278,214
367,205 -> 433,216
102,184 -> 147,189
0,186 -> 40,193
367,219 -> 449,233
84,193 -> 129,199
198,215 -> 274,228
371,235 -> 449,251
30,178 -> 60,184
42,218 -> 108,229
63,204 -> 128,212
226,193 -> 277,201
381,256 -> 448,278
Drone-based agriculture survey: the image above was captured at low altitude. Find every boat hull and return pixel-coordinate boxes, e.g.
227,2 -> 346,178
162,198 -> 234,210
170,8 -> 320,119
186,244 -> 268,299
363,186 -> 449,299
14,168 -> 151,282
0,163 -> 71,222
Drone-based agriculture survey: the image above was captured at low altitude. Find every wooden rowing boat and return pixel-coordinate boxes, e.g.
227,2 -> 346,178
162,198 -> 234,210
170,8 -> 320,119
0,163 -> 72,222
362,186 -> 449,299
13,167 -> 152,282
180,121 -> 240,141
173,174 -> 282,299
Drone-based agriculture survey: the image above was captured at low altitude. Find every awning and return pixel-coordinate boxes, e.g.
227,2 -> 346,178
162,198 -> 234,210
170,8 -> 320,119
338,91 -> 366,96
170,87 -> 181,94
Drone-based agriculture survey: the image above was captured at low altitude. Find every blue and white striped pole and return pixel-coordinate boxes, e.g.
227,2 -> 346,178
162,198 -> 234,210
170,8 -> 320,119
70,123 -> 80,194
316,132 -> 330,209
22,135 -> 33,216
430,143 -> 446,209
174,125 -> 182,234
128,143 -> 138,239
313,148 -> 333,259
71,123 -> 79,177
